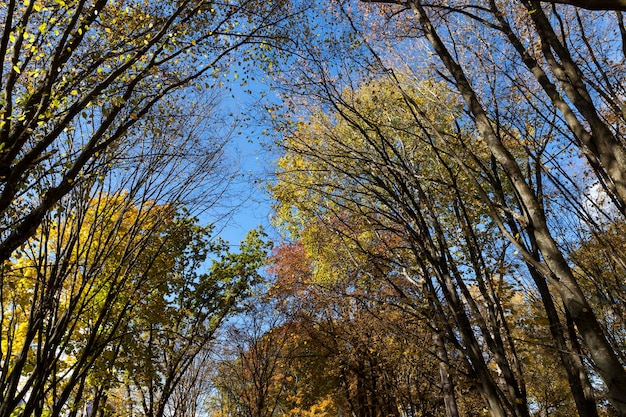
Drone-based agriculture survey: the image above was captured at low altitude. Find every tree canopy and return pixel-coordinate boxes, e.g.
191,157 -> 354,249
266,0 -> 626,415
3,0 -> 626,416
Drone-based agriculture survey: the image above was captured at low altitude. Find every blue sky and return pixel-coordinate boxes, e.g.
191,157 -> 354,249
210,72 -> 280,248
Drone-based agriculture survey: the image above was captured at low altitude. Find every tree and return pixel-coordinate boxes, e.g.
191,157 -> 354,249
0,2 -> 293,415
107,228 -> 271,417
268,61 -> 626,415
570,221 -> 626,365
382,1 -> 626,412
213,240 -> 468,417
267,240 -> 457,417
0,182 -> 271,417
1,65 -> 229,414
0,64 -> 272,416
211,299 -> 302,417
0,0 -> 298,263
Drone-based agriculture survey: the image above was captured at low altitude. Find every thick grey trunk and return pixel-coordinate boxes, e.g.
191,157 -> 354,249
433,330 -> 460,417
544,0 -> 626,10
523,1 -> 626,216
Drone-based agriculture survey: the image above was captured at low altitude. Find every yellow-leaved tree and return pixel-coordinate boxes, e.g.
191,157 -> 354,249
1,190 -> 271,417
1,2 -> 288,415
0,0 -> 299,261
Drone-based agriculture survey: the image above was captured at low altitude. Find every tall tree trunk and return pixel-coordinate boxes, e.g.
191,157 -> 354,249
433,329 -> 460,417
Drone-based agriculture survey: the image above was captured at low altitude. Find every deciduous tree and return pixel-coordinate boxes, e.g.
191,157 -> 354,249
0,0 -> 298,262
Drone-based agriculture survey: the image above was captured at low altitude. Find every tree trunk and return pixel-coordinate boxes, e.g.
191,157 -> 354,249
433,330 -> 460,417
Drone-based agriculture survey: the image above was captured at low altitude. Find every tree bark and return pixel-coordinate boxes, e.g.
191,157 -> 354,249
544,0 -> 626,10
361,0 -> 626,10
433,330 -> 461,417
